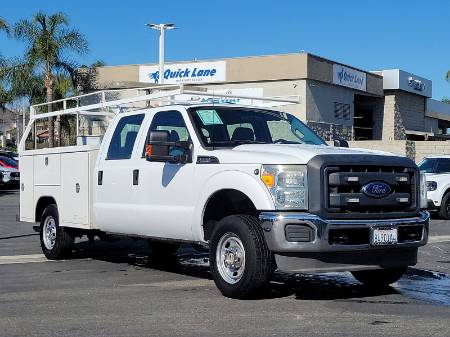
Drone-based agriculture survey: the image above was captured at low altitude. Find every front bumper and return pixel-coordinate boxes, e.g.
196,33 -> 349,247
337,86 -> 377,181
259,211 -> 429,253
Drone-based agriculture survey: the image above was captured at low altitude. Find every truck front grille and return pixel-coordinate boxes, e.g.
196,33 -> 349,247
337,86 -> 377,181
307,154 -> 420,220
325,165 -> 417,216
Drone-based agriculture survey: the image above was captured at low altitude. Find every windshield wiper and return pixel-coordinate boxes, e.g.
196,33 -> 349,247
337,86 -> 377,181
231,140 -> 268,145
208,140 -> 268,147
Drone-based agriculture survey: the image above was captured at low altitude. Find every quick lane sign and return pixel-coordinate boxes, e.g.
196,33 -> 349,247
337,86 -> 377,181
139,61 -> 226,84
332,64 -> 367,91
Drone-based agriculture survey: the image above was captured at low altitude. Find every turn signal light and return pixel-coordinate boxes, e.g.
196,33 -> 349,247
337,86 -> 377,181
261,172 -> 275,188
145,144 -> 153,157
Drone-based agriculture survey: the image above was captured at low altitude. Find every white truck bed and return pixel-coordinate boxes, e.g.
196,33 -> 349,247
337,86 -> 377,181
20,145 -> 99,229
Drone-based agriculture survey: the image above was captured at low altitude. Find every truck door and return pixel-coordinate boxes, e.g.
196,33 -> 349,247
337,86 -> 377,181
131,110 -> 196,240
94,113 -> 145,234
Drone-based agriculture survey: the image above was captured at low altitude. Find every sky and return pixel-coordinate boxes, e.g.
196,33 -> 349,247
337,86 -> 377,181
1,0 -> 449,99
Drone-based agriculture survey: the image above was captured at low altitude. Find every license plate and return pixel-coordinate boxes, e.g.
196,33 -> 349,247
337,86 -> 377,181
14,177 -> 19,181
371,227 -> 398,246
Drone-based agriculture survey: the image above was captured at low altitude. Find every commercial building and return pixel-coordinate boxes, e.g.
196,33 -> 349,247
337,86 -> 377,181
91,53 -> 450,160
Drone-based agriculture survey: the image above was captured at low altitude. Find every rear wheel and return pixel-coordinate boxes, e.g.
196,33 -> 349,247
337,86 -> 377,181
351,267 -> 407,287
209,215 -> 273,299
40,204 -> 74,260
439,193 -> 450,219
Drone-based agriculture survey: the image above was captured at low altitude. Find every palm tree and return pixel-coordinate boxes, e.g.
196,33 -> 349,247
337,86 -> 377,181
0,17 -> 9,103
0,17 -> 8,34
0,57 -> 45,105
13,12 -> 88,147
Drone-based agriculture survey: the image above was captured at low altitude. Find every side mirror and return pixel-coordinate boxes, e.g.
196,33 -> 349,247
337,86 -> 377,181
145,130 -> 192,163
334,139 -> 349,148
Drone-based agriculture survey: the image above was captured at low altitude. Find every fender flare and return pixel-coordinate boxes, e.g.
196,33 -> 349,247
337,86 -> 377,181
192,170 -> 274,241
35,195 -> 58,222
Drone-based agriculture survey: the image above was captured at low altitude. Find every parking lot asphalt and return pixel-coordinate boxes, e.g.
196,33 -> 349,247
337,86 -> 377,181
1,189 -> 450,337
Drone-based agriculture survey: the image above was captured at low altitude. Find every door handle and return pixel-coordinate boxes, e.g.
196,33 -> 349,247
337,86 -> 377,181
98,171 -> 103,185
133,169 -> 139,186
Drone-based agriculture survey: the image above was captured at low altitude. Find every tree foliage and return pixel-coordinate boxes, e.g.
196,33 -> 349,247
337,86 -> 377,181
11,11 -> 89,146
0,17 -> 8,34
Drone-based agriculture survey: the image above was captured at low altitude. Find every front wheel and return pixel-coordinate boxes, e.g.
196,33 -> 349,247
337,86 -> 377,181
40,204 -> 74,260
209,215 -> 273,299
439,193 -> 450,219
351,267 -> 407,287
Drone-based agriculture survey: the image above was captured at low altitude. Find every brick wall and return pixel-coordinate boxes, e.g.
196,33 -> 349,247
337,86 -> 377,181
347,140 -> 407,156
344,140 -> 450,163
413,141 -> 450,162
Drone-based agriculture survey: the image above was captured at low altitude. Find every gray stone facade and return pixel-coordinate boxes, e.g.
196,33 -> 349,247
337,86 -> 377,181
307,121 -> 353,141
382,90 -> 438,140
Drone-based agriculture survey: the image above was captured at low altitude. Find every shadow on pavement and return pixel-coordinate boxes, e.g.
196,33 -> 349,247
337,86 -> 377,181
0,189 -> 19,196
68,238 -> 397,301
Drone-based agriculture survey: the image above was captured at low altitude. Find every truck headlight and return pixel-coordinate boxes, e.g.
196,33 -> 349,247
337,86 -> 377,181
261,165 -> 307,210
420,171 -> 428,208
426,181 -> 437,191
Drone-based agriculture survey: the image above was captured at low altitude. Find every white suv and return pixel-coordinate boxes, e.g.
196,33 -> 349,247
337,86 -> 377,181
419,156 -> 450,219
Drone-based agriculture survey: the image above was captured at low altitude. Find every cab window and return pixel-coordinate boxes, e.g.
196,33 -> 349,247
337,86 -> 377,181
144,110 -> 190,157
107,114 -> 145,160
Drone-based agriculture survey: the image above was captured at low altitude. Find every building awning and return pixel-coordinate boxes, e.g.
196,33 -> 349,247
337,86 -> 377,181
405,129 -> 434,137
426,99 -> 450,121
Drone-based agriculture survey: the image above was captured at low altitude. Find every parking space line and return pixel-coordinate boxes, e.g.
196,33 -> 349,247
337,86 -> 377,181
428,235 -> 450,243
0,254 -> 50,265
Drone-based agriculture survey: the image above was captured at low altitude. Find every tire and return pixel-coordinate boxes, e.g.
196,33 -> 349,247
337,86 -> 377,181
439,193 -> 450,219
209,214 -> 273,299
39,204 -> 74,260
351,267 -> 407,287
148,241 -> 180,256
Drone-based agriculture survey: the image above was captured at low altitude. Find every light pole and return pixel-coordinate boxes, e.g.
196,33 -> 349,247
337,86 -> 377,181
146,23 -> 176,85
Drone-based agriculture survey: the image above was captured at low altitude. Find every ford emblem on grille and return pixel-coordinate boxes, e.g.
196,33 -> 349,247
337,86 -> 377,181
361,181 -> 391,198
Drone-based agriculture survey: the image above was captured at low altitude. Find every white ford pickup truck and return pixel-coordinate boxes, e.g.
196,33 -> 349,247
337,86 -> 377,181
19,86 -> 429,299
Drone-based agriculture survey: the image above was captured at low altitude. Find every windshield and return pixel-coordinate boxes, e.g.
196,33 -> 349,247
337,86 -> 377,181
0,156 -> 17,167
419,158 -> 450,174
189,107 -> 326,148
418,158 -> 438,173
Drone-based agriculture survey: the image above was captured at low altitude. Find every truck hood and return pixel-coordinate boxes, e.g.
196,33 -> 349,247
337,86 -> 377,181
208,144 -> 401,164
424,172 -> 450,181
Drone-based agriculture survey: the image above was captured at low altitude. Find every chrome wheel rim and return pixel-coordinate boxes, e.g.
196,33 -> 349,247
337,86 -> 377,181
43,216 -> 57,250
216,233 -> 245,284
